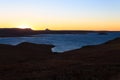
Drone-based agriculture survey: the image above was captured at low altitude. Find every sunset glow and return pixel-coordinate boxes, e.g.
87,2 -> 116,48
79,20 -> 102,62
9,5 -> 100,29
0,0 -> 120,31
17,25 -> 31,29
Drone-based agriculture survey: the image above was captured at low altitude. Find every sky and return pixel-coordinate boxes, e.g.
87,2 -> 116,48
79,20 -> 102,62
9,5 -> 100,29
0,0 -> 120,30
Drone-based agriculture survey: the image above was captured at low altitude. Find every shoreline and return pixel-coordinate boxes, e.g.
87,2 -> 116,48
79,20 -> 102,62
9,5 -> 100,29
0,37 -> 120,79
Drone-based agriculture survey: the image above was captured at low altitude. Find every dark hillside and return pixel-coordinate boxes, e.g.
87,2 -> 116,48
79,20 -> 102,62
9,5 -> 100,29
0,38 -> 120,80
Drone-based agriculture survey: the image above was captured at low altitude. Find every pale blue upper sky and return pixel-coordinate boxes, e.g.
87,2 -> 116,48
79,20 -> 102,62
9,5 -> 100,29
0,0 -> 119,30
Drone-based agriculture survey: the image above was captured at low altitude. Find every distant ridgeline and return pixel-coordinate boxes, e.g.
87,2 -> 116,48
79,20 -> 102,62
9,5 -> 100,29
0,28 -> 116,37
0,28 -> 84,37
0,28 -> 35,37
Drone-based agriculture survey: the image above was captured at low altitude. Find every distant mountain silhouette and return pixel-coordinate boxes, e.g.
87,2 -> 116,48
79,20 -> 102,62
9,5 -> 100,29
0,28 -> 119,37
0,28 -> 35,37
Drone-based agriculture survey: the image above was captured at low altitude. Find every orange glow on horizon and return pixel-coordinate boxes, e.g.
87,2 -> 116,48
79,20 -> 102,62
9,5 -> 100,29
0,24 -> 120,31
0,0 -> 119,31
0,19 -> 120,31
17,24 -> 32,29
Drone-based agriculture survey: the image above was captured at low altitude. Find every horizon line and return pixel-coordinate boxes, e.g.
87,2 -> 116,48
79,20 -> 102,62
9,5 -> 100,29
0,28 -> 120,32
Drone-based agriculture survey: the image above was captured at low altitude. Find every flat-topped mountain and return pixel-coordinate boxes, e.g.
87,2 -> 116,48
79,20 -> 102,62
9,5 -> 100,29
0,28 -> 34,37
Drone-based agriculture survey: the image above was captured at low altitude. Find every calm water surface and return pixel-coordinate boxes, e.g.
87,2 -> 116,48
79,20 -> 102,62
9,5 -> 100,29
0,32 -> 120,52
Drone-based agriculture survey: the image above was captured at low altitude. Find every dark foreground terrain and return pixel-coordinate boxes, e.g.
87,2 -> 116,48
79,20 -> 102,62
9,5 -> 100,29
0,38 -> 120,80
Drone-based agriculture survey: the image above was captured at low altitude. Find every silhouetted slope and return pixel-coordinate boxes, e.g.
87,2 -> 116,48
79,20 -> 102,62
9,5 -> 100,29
0,38 -> 120,80
0,42 -> 54,64
62,38 -> 120,64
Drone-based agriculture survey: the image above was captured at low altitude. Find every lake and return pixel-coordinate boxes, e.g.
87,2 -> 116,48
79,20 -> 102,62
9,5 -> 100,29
0,32 -> 120,52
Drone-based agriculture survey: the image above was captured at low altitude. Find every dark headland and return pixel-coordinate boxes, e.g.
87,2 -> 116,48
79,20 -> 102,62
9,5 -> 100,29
0,37 -> 120,80
0,28 -> 119,37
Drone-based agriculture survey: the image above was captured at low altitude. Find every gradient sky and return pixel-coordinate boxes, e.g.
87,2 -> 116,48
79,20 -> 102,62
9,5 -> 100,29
0,0 -> 120,30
